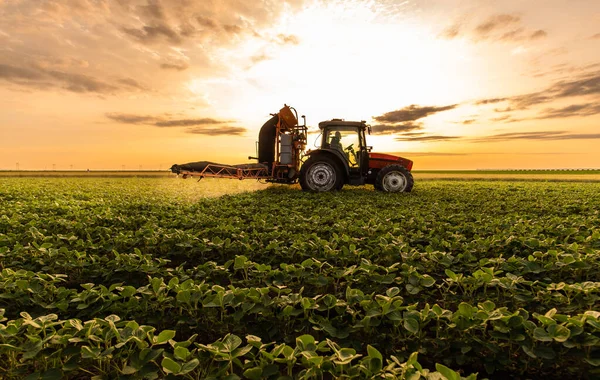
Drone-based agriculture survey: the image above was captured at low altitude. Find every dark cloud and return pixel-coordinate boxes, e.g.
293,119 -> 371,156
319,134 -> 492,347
474,14 -> 520,37
371,123 -> 422,135
106,113 -> 159,124
475,97 -> 507,105
140,0 -> 167,21
122,23 -> 183,44
530,30 -> 547,40
105,112 -> 244,136
117,78 -> 150,91
0,63 -> 45,80
197,16 -> 218,29
395,135 -> 461,142
441,13 -> 546,43
373,104 -> 458,123
160,61 -> 189,71
186,126 -> 246,136
0,63 -> 149,95
155,118 -> 230,127
473,131 -> 600,142
223,24 -> 243,34
537,103 -> 600,119
476,71 -> 600,118
386,151 -> 468,157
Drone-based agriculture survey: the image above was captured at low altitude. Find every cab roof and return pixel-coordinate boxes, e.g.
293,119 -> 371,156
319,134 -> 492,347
318,119 -> 367,130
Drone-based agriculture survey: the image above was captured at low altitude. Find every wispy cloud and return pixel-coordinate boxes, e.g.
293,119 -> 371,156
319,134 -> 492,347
473,131 -> 600,142
395,135 -> 461,142
0,63 -> 147,94
440,13 -> 548,43
371,122 -> 422,135
537,103 -> 600,119
374,104 -> 458,123
105,112 -> 244,136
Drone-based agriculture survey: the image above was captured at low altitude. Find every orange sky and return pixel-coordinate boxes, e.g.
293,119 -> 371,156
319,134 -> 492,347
1,0 -> 599,170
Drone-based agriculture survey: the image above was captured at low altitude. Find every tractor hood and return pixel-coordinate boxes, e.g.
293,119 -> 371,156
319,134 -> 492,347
369,152 -> 414,171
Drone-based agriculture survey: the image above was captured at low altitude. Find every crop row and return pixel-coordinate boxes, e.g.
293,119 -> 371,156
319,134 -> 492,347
1,311 -> 477,379
1,248 -> 598,315
1,269 -> 598,376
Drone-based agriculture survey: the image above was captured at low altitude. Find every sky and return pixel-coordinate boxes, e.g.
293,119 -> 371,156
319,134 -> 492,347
1,0 -> 599,170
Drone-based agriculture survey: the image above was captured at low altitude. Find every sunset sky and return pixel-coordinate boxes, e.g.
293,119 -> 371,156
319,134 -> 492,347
1,0 -> 599,170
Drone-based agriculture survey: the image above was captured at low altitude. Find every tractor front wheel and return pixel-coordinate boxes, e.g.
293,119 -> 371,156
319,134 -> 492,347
300,156 -> 343,191
375,165 -> 413,192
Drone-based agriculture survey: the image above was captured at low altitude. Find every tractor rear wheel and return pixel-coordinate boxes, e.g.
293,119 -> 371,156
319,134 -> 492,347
300,155 -> 344,191
375,165 -> 413,192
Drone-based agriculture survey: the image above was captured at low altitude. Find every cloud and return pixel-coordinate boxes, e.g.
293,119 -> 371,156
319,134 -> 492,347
441,13 -> 547,43
475,97 -> 508,105
395,135 -> 461,142
476,71 -> 600,118
160,61 -> 189,71
0,63 -> 149,95
371,123 -> 422,135
0,63 -> 45,81
122,24 -> 183,45
277,34 -> 300,45
530,30 -> 548,40
155,118 -> 231,127
386,151 -> 469,157
186,126 -> 246,135
373,104 -> 458,123
105,112 -> 245,136
537,103 -> 600,119
106,113 -> 158,125
475,14 -> 520,37
473,131 -> 600,142
461,119 -> 476,125
591,33 -> 600,39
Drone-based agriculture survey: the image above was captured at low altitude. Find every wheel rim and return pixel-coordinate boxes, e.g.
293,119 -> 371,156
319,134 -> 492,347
306,162 -> 336,191
382,171 -> 407,192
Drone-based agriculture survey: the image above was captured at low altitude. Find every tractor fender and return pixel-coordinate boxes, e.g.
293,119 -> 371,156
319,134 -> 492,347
304,149 -> 349,179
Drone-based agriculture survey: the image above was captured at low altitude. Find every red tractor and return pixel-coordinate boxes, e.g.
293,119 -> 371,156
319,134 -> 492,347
170,105 -> 414,192
300,119 -> 413,192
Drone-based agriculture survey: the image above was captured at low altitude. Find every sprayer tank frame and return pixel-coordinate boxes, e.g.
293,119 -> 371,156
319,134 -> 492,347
256,104 -> 307,182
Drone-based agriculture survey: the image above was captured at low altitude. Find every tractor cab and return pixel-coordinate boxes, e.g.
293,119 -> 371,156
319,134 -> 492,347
300,119 -> 414,192
319,120 -> 369,179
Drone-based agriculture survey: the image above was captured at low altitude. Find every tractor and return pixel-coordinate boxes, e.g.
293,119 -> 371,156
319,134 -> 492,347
300,119 -> 413,192
170,104 -> 414,192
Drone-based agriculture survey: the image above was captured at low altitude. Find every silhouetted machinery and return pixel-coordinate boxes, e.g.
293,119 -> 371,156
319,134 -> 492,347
170,104 -> 414,192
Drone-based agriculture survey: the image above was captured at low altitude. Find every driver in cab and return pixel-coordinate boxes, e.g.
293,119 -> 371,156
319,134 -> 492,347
330,131 -> 343,152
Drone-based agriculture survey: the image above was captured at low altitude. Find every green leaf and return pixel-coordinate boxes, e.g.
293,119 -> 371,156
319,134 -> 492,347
533,327 -> 552,342
223,334 -> 242,352
435,363 -> 461,380
154,330 -> 175,345
243,367 -> 262,380
174,346 -> 190,360
161,357 -> 181,374
367,345 -> 382,361
404,318 -> 419,334
180,359 -> 199,374
445,269 -> 458,281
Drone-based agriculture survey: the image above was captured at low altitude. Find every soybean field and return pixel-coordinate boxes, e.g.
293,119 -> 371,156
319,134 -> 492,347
0,177 -> 599,379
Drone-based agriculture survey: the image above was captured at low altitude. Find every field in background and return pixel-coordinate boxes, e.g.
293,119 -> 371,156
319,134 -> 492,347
0,177 -> 599,379
2,169 -> 600,182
